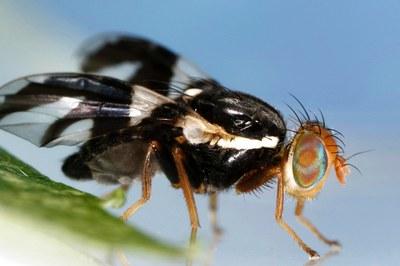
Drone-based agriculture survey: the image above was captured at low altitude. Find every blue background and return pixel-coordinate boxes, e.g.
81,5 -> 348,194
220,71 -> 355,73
1,1 -> 399,265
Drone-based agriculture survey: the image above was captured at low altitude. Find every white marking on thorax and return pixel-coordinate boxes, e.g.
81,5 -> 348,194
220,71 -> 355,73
216,135 -> 279,149
180,115 -> 212,144
184,88 -> 203,97
178,115 -> 279,150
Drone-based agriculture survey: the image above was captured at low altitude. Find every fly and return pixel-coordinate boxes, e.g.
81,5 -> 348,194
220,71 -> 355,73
0,33 -> 350,259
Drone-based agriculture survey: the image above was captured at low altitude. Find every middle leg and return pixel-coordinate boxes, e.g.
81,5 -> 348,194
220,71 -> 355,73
209,192 -> 223,236
172,146 -> 200,243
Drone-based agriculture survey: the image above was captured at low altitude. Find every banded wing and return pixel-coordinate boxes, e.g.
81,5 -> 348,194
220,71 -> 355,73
68,34 -> 220,183
0,73 -> 173,147
0,73 -> 178,182
78,33 -> 218,96
1,33 -> 220,184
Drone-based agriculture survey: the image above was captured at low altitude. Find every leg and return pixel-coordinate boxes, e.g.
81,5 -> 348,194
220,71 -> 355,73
275,173 -> 320,259
203,192 -> 223,266
172,146 -> 199,266
172,147 -> 200,236
295,200 -> 341,248
121,141 -> 157,221
209,192 -> 223,236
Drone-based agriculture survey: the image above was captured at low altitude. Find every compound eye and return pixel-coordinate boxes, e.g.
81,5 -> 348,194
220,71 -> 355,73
292,132 -> 328,188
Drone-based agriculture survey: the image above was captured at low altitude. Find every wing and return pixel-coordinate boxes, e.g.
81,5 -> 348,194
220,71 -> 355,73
0,73 -> 174,147
78,33 -> 218,96
1,34 -> 221,183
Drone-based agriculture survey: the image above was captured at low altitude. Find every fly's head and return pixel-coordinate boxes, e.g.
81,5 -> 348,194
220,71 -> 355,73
282,110 -> 349,200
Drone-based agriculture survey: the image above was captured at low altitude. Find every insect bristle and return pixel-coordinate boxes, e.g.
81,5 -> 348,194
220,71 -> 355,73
286,103 -> 304,126
284,128 -> 298,134
289,93 -> 311,121
318,109 -> 326,128
345,150 -> 373,161
325,127 -> 345,139
338,150 -> 372,176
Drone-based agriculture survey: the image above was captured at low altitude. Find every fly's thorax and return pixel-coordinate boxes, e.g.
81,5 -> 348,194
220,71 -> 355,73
176,86 -> 286,151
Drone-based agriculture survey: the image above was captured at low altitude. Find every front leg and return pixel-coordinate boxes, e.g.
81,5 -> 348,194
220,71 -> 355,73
295,200 -> 341,249
275,172 -> 320,260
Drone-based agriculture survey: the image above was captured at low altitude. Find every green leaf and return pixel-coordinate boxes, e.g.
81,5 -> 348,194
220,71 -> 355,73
0,147 -> 184,261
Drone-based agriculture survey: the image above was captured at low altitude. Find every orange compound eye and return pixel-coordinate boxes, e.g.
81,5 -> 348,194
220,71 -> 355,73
292,132 -> 328,188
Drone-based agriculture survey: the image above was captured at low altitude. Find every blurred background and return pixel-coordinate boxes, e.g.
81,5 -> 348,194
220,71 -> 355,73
0,1 -> 399,265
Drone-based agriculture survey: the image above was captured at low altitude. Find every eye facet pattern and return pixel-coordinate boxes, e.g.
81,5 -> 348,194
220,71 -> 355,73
292,133 -> 328,189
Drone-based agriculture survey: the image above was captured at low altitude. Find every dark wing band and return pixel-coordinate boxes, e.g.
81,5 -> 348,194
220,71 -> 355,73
0,73 -> 173,147
78,33 -> 215,96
